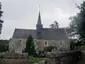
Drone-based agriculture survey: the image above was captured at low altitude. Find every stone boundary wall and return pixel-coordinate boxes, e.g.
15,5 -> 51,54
46,50 -> 81,64
0,52 -> 28,64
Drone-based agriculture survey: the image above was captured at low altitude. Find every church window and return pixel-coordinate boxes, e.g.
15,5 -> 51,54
60,41 -> 64,45
60,41 -> 62,45
34,39 -> 37,45
44,40 -> 48,46
34,39 -> 38,49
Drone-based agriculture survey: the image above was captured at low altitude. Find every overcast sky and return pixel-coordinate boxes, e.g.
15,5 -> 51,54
0,0 -> 84,40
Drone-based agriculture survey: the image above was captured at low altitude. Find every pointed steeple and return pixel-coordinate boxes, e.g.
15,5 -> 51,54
37,11 -> 42,25
36,11 -> 43,33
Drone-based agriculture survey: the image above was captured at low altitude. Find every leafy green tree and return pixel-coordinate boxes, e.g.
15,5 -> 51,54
25,35 -> 35,55
69,1 -> 85,44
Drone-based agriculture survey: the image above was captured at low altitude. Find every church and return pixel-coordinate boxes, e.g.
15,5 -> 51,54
9,11 -> 70,53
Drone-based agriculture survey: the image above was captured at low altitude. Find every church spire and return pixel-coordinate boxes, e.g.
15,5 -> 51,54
36,11 -> 43,33
37,11 -> 42,25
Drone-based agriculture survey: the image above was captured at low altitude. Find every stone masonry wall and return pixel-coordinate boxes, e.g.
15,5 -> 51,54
0,52 -> 28,64
46,50 -> 81,64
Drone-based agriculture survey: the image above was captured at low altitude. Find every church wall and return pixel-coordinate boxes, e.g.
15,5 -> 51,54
36,39 -> 70,51
9,38 -> 70,53
9,38 -> 27,53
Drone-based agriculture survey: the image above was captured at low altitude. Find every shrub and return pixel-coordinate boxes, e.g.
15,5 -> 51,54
0,40 -> 9,52
70,40 -> 76,50
80,45 -> 85,50
44,46 -> 57,52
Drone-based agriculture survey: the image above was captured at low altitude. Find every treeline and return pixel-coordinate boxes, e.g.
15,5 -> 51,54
0,40 -> 9,52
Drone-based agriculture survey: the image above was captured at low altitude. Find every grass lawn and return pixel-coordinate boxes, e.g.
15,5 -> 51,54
78,58 -> 85,64
78,60 -> 85,64
28,56 -> 45,64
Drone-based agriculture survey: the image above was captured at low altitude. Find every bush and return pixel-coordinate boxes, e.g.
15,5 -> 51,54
0,43 -> 9,52
70,40 -> 84,50
80,45 -> 85,50
70,40 -> 76,50
0,40 -> 9,52
44,46 -> 57,52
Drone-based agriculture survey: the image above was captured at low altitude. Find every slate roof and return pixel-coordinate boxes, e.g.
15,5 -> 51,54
13,28 -> 36,38
39,28 -> 68,40
13,28 -> 68,40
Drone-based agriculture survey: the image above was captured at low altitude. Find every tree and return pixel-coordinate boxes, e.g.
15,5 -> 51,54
50,24 -> 55,28
70,40 -> 76,50
0,40 -> 9,52
54,21 -> 59,28
25,35 -> 35,55
69,1 -> 85,44
50,21 -> 59,28
0,2 -> 3,34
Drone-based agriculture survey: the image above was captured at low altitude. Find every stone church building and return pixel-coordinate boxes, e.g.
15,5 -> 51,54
9,12 -> 70,53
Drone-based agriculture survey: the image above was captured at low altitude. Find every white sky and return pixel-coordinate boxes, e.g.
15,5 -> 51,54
0,0 -> 84,39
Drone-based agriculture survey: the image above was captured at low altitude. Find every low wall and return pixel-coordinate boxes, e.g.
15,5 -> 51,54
0,52 -> 28,64
79,50 -> 85,64
46,50 -> 81,64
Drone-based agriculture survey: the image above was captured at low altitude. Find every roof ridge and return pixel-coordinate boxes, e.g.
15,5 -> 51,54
43,28 -> 65,30
15,28 -> 36,30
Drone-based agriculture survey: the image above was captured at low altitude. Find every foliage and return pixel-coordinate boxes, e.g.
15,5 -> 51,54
50,21 -> 59,28
70,39 -> 83,50
75,41 -> 82,46
0,2 -> 3,17
0,40 -> 9,52
44,46 -> 57,52
80,45 -> 85,50
25,35 -> 36,55
69,1 -> 85,44
80,45 -> 85,48
0,40 -> 9,44
0,2 -> 3,34
70,40 -> 76,50
28,56 -> 45,64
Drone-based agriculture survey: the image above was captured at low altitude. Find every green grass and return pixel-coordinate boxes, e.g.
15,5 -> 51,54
28,56 -> 45,64
77,56 -> 85,64
78,60 -> 85,64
